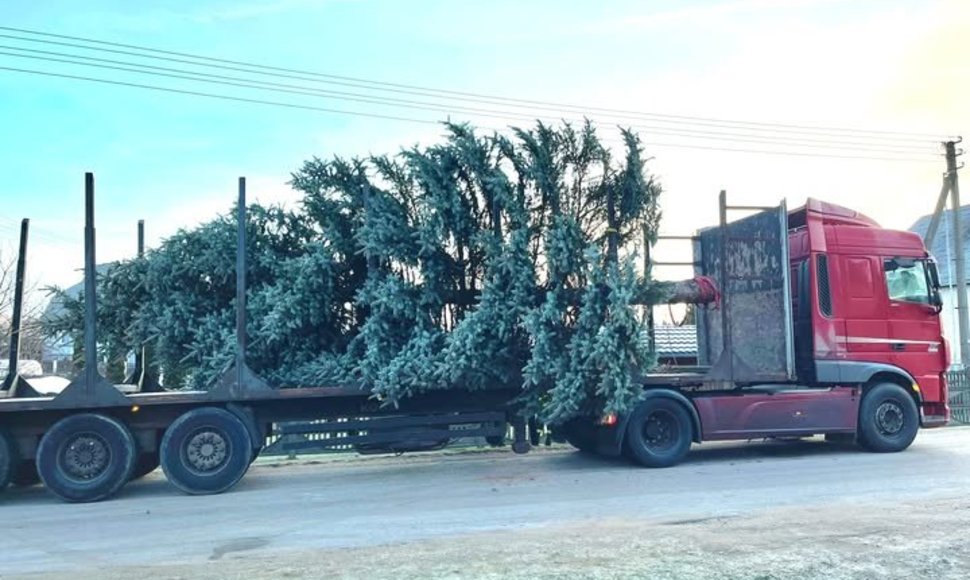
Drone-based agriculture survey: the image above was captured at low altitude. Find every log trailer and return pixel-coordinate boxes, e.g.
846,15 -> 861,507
0,175 -> 950,503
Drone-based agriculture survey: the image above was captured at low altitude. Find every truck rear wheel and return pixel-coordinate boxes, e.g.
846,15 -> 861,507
0,429 -> 16,492
161,407 -> 253,495
36,414 -> 137,503
624,398 -> 693,468
858,383 -> 919,453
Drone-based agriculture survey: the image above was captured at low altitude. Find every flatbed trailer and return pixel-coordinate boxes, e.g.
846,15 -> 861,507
0,175 -> 950,503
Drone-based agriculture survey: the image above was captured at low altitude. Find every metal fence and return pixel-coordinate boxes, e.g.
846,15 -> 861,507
947,370 -> 970,425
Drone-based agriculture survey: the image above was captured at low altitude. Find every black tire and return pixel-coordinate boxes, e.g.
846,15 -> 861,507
12,461 -> 41,487
161,407 -> 253,495
858,383 -> 919,453
528,417 -> 541,447
130,452 -> 160,481
0,429 -> 16,492
511,439 -> 531,454
624,398 -> 693,468
36,414 -> 137,503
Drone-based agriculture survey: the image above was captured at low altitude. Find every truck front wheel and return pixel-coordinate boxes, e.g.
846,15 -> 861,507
858,383 -> 919,453
36,414 -> 137,503
161,407 -> 253,495
624,399 -> 693,468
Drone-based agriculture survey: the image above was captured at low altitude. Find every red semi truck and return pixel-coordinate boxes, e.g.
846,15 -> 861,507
564,194 -> 950,466
0,177 -> 950,503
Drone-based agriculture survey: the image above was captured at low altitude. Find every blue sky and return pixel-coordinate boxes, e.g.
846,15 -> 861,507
0,0 -> 967,290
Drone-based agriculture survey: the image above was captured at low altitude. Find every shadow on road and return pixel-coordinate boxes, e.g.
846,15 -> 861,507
685,438 -> 859,464
542,437 -> 863,471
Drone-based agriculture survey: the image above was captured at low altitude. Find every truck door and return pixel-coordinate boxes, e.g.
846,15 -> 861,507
841,255 -> 892,365
882,258 -> 946,392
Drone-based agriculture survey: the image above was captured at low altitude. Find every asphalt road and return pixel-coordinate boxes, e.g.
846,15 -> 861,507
3,427 -> 969,577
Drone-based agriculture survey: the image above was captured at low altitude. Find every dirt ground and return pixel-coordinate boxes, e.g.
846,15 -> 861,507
18,495 -> 969,580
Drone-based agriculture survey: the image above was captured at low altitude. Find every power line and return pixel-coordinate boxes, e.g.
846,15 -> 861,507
594,139 -> 939,162
0,47 -> 942,156
0,65 -> 446,126
0,65 -> 940,164
0,26 -> 952,143
0,33 -> 941,149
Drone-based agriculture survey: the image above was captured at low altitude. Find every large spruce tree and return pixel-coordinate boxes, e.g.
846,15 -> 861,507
46,121 -> 665,423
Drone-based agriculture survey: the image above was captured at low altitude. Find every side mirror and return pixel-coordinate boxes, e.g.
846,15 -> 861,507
927,259 -> 942,289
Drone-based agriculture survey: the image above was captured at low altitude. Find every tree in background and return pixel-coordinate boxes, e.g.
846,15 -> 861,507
45,122 -> 665,423
0,250 -> 44,366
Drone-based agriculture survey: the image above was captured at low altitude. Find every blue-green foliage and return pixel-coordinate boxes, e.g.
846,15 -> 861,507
45,122 -> 663,422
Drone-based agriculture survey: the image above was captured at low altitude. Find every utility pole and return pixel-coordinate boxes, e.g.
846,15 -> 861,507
945,141 -> 970,367
921,140 -> 968,366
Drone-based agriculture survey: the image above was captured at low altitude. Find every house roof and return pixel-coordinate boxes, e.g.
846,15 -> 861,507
909,206 -> 970,286
648,324 -> 698,358
41,262 -> 114,321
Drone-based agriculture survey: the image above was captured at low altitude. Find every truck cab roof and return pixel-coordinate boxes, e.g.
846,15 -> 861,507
789,197 -> 927,258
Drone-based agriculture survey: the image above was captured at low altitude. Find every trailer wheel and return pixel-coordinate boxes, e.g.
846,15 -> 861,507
0,429 -> 16,492
36,414 -> 137,503
161,407 -> 253,495
858,383 -> 919,453
624,398 -> 693,468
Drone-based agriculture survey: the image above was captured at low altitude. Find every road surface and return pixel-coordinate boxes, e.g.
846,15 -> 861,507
4,427 -> 970,579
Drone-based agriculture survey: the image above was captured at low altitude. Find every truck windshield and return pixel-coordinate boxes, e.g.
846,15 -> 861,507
884,259 -> 931,304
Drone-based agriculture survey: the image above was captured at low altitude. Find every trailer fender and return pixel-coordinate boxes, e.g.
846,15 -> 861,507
617,390 -> 702,447
225,403 -> 265,452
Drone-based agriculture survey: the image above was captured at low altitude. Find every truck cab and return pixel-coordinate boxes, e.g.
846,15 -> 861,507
569,196 -> 950,467
789,199 -> 950,427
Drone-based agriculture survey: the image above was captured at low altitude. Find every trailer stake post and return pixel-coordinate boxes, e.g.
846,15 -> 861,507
1,219 -> 42,398
719,190 -> 732,378
53,173 -> 130,407
236,177 -> 247,380
123,219 -> 163,392
209,177 -> 274,400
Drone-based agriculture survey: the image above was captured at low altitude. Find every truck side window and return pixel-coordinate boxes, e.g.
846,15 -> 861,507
884,259 -> 930,304
816,254 -> 832,317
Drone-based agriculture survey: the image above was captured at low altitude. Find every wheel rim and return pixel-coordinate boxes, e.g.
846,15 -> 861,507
59,432 -> 111,482
875,400 -> 905,436
642,410 -> 677,452
182,427 -> 231,476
